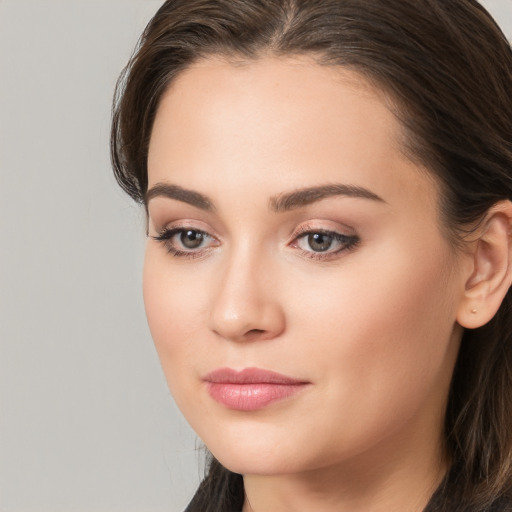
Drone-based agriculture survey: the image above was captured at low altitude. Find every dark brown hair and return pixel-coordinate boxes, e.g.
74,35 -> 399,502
111,1 -> 512,510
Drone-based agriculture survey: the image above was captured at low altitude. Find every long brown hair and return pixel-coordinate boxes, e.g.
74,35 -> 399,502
111,1 -> 512,510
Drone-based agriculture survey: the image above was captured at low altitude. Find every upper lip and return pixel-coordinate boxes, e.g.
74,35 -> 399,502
204,367 -> 307,385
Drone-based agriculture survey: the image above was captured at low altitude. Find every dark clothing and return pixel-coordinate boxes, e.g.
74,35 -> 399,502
184,492 -> 512,512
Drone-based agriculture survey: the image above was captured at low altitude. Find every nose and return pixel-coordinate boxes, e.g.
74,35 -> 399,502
207,249 -> 286,343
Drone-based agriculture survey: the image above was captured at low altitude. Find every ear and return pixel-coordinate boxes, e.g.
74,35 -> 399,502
457,200 -> 512,329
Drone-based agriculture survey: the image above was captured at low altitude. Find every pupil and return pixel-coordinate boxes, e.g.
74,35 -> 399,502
180,230 -> 204,249
308,233 -> 332,252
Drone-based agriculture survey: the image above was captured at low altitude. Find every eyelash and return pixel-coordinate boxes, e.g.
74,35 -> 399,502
151,224 -> 360,261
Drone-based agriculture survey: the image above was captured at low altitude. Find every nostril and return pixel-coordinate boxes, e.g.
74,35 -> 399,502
244,328 -> 266,341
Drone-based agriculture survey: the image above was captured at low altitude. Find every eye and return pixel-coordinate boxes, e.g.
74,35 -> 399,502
299,232 -> 336,252
292,228 -> 359,259
178,229 -> 206,249
151,226 -> 218,258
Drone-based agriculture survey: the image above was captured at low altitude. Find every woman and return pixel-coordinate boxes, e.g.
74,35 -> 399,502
111,1 -> 512,510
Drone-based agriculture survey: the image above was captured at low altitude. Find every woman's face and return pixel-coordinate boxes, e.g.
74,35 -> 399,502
144,57 -> 467,476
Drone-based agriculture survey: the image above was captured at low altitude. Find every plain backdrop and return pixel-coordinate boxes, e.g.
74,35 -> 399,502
0,1 -> 511,511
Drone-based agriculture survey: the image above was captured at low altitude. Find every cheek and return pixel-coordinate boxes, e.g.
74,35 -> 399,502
285,241 -> 460,440
142,249 -> 209,393
289,240 -> 456,354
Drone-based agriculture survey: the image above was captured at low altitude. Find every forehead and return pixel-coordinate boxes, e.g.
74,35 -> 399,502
150,56 -> 396,154
148,56 -> 439,219
150,58 -> 396,166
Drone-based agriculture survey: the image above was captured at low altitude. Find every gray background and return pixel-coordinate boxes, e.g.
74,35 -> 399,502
0,1 -> 511,511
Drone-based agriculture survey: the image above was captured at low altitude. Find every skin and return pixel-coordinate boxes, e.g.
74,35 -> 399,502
144,57 -> 476,511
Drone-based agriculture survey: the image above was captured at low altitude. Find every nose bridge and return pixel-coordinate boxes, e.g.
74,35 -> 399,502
208,238 -> 284,341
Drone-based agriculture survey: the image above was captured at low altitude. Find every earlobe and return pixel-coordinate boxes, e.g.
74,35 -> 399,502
457,201 -> 512,329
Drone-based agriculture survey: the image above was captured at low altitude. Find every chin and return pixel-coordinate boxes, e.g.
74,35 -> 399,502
214,450 -> 300,477
202,428 -> 319,477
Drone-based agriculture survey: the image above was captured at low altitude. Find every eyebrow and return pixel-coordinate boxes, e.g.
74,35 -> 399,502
269,184 -> 385,212
145,183 -> 215,211
145,182 -> 384,212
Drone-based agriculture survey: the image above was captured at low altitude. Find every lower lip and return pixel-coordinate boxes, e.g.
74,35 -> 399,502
206,382 -> 307,411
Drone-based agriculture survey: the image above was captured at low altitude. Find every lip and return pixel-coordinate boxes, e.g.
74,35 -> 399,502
203,367 -> 309,411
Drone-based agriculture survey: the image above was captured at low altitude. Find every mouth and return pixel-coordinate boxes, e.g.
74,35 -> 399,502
203,367 -> 310,411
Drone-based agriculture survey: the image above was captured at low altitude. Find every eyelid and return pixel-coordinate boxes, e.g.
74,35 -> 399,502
149,217 -> 217,236
290,221 -> 356,239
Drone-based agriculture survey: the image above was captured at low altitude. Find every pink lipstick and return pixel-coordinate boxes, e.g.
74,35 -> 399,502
204,367 -> 309,411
